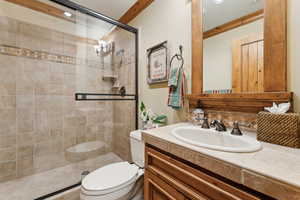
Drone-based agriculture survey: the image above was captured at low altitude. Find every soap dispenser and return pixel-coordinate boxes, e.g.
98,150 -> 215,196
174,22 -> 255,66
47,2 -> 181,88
192,108 -> 204,126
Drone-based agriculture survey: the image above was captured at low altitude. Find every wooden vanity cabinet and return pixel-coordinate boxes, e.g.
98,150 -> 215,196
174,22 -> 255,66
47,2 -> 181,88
144,145 -> 271,200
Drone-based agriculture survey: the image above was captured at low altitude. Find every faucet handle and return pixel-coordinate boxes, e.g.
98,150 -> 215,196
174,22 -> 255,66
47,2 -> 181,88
201,118 -> 210,129
231,121 -> 243,136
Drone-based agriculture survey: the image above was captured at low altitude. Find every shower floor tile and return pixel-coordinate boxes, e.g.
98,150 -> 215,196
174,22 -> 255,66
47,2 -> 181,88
0,152 -> 122,200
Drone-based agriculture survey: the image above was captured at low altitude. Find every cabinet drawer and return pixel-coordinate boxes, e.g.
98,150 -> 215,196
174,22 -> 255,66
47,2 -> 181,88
145,168 -> 211,200
146,146 -> 262,200
145,170 -> 187,200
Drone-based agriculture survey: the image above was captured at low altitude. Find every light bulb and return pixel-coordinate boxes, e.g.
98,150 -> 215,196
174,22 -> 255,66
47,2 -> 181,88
64,12 -> 72,17
214,0 -> 224,4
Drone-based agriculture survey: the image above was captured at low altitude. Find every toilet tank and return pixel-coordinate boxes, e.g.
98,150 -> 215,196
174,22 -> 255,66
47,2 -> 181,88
130,130 -> 145,168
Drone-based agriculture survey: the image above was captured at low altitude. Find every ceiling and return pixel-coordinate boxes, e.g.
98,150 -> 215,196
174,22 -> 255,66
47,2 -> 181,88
203,0 -> 264,31
45,0 -> 139,39
72,0 -> 138,20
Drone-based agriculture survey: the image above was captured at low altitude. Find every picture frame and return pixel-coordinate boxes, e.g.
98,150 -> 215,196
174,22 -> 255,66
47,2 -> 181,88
147,41 -> 168,85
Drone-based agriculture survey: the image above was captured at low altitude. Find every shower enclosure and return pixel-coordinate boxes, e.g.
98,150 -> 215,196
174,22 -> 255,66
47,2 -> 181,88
0,0 -> 138,199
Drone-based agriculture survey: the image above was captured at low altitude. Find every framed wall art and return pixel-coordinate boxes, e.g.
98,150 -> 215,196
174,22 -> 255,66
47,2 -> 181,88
147,41 -> 168,84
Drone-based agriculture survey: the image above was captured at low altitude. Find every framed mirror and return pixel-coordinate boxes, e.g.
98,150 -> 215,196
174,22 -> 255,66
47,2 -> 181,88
189,0 -> 292,112
203,0 -> 264,94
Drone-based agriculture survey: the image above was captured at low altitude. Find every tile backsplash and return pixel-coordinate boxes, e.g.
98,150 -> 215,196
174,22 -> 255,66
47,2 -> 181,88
188,109 -> 257,131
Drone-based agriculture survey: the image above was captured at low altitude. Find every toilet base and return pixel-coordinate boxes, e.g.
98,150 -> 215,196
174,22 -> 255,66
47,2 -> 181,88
80,176 -> 144,200
131,187 -> 143,200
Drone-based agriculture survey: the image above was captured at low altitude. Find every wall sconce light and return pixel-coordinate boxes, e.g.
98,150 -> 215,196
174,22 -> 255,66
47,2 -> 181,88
94,40 -> 108,55
94,40 -> 114,56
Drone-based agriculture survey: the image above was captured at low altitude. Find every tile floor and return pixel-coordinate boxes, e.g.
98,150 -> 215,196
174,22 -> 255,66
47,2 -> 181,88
0,152 -> 122,200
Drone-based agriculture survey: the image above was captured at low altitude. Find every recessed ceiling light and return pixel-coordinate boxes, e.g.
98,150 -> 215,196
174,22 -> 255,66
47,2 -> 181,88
214,0 -> 224,4
64,12 -> 72,17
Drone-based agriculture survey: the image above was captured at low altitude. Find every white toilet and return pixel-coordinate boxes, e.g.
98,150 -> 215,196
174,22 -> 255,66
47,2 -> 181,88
80,130 -> 145,200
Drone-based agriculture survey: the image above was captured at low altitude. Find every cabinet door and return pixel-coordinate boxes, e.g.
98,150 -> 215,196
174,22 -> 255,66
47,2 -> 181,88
146,146 -> 261,200
144,170 -> 187,200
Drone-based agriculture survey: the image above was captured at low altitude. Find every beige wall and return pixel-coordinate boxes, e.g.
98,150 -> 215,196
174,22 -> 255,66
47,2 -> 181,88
203,19 -> 264,91
130,0 -> 192,125
288,0 -> 300,113
130,0 -> 300,125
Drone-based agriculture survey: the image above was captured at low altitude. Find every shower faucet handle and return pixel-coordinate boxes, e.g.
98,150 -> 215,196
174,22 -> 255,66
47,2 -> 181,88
120,86 -> 126,97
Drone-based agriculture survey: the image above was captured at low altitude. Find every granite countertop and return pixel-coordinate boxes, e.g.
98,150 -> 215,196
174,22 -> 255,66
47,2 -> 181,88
142,123 -> 300,190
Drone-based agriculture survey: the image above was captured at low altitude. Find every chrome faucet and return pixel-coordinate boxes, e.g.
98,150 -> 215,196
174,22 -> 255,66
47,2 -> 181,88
210,120 -> 227,132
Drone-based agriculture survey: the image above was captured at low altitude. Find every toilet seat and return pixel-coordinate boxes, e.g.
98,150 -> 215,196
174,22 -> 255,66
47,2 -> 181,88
81,162 -> 140,196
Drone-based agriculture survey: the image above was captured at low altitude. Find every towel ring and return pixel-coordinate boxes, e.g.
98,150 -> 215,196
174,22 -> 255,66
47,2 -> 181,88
170,45 -> 184,70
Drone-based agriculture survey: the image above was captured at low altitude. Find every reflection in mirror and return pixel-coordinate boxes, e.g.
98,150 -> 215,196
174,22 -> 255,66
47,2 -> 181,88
203,0 -> 264,94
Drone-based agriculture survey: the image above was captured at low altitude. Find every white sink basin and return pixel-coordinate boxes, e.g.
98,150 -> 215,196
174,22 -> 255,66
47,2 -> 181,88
172,126 -> 262,153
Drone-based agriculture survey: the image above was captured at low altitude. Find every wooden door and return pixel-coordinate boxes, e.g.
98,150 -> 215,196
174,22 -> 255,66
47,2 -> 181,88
232,34 -> 264,93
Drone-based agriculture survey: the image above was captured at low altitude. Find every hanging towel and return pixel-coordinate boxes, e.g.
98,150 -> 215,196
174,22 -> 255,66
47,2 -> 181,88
168,63 -> 181,87
167,67 -> 186,109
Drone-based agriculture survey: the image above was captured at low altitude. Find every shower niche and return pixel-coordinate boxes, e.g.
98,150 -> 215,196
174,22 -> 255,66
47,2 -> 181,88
94,39 -> 128,91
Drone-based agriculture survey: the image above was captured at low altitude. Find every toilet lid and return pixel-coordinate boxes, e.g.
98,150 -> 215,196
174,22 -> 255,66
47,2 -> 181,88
82,162 -> 139,193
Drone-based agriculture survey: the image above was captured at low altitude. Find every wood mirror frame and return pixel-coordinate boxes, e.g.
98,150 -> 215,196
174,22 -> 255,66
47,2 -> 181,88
188,0 -> 293,113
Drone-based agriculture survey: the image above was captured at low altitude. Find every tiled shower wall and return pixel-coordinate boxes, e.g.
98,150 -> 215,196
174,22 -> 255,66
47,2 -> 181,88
105,28 -> 136,161
0,16 -> 115,182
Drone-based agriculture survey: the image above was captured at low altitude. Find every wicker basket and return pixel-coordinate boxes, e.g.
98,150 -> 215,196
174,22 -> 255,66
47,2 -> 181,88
257,112 -> 300,148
